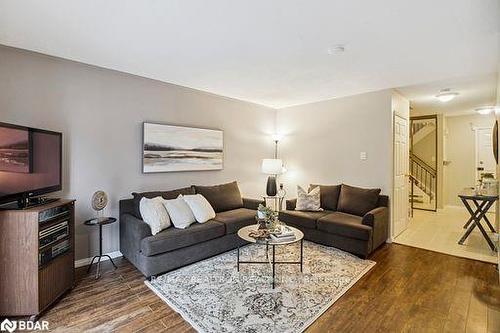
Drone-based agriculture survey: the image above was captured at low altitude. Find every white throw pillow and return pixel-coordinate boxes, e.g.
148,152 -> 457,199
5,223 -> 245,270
163,195 -> 197,229
139,197 -> 171,235
182,194 -> 216,223
295,185 -> 322,211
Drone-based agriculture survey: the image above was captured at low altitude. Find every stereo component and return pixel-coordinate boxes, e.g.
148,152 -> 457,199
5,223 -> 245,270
39,205 -> 70,224
39,221 -> 69,248
39,239 -> 70,266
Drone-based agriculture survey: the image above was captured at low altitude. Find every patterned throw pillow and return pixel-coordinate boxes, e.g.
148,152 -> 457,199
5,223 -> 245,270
295,185 -> 322,211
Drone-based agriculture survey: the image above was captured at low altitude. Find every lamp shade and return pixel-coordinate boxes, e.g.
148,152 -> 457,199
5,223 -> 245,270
261,159 -> 283,175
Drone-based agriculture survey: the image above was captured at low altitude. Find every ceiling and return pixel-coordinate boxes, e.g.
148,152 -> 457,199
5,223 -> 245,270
397,73 -> 498,116
0,0 -> 499,109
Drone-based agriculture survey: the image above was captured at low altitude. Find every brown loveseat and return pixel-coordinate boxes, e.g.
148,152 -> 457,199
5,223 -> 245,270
279,184 -> 389,258
119,181 -> 262,278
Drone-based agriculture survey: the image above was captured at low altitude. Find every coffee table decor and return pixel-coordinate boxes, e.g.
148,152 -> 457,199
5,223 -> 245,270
238,225 -> 303,289
257,204 -> 278,230
145,241 -> 375,333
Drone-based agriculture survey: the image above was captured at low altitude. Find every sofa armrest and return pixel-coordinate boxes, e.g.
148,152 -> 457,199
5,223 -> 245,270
362,207 -> 388,251
286,199 -> 297,210
242,197 -> 265,210
119,213 -> 152,256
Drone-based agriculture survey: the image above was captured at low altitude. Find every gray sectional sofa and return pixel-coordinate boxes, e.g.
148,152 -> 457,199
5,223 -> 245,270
119,181 -> 262,278
120,181 -> 389,278
279,184 -> 389,258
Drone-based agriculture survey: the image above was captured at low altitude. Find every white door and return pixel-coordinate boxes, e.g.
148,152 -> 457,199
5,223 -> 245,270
475,128 -> 496,181
393,114 -> 410,237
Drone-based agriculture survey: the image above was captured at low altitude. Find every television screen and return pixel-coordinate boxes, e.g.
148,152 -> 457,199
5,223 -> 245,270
0,122 -> 62,204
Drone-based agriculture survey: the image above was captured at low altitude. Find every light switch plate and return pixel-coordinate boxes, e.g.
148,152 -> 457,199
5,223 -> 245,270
360,152 -> 367,160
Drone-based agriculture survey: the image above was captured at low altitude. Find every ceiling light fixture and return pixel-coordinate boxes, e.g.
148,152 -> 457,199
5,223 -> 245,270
475,106 -> 498,115
327,44 -> 346,55
435,88 -> 459,102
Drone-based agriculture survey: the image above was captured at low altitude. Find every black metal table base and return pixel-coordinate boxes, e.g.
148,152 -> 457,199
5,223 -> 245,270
458,197 -> 497,252
86,224 -> 118,279
237,239 -> 303,289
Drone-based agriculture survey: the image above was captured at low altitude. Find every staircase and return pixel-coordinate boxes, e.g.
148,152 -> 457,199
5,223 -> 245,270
409,117 -> 438,212
410,152 -> 436,209
412,120 -> 436,145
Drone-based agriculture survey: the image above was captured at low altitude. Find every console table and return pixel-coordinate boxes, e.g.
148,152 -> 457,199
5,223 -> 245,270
458,189 -> 498,252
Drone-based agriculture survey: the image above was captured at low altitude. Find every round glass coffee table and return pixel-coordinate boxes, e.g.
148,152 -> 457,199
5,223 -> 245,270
237,224 -> 304,289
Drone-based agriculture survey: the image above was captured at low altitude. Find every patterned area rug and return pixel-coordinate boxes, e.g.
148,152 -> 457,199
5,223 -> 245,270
145,241 -> 375,333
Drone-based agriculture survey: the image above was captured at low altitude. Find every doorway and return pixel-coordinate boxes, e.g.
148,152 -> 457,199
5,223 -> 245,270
475,127 -> 496,182
394,112 -> 498,263
410,115 -> 438,212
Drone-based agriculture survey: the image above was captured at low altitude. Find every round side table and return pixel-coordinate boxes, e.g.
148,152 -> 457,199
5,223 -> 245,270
84,217 -> 117,279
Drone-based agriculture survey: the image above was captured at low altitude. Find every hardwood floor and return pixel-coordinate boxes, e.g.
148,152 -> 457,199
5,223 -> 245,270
24,244 -> 500,332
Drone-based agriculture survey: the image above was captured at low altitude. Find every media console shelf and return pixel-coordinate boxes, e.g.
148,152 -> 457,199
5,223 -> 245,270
0,199 -> 75,320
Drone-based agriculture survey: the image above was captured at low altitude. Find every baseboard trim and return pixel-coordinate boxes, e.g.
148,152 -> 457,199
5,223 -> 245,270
444,205 -> 464,209
75,251 -> 123,268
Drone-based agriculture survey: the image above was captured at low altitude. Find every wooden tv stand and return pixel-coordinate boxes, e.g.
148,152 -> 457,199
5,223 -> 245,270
0,199 -> 75,320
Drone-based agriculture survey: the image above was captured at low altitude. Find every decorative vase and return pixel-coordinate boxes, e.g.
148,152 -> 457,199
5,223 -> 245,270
266,176 -> 277,196
257,219 -> 268,230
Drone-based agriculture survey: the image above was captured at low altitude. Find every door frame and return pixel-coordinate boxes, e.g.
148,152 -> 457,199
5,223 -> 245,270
409,114 -> 438,212
473,126 -> 495,183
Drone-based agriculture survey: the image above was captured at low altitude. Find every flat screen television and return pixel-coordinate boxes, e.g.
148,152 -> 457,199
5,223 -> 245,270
0,122 -> 62,207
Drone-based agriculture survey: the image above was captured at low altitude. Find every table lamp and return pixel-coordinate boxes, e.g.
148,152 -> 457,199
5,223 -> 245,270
262,158 -> 283,196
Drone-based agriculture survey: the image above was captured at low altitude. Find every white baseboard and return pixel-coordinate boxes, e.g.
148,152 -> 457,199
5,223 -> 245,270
74,251 -> 123,268
444,205 -> 463,209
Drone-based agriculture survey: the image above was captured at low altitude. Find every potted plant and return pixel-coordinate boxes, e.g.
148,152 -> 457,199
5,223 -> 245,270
257,204 -> 278,230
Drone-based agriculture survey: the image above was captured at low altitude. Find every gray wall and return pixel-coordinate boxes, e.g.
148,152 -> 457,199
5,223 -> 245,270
276,90 -> 393,198
444,113 -> 496,206
0,46 -> 276,260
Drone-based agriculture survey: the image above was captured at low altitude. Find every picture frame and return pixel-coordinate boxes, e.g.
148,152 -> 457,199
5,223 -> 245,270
142,122 -> 224,173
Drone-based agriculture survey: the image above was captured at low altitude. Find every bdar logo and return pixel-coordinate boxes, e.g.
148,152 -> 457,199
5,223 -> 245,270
0,319 -> 17,333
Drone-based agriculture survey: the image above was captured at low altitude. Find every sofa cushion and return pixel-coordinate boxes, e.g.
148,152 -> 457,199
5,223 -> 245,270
309,184 -> 341,211
139,197 -> 171,235
182,194 -> 216,223
296,185 -> 322,211
337,184 -> 381,216
140,220 -> 225,256
213,208 -> 256,234
194,181 -> 244,213
279,210 -> 333,230
132,186 -> 195,218
163,195 -> 196,229
317,212 -> 372,241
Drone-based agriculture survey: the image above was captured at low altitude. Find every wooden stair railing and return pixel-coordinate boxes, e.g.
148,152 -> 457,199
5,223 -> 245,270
410,152 -> 436,201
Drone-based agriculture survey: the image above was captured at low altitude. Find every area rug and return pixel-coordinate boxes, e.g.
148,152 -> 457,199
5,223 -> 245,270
145,241 -> 375,333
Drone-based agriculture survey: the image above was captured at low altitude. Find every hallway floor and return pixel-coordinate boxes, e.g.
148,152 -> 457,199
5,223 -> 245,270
394,207 -> 498,264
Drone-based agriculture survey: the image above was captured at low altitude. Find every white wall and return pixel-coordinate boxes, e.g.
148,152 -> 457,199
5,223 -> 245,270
444,114 -> 496,206
0,46 -> 276,260
276,89 -> 393,198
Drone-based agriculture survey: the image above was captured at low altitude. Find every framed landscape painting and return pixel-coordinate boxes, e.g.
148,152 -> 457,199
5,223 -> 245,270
143,123 -> 223,173
0,125 -> 32,173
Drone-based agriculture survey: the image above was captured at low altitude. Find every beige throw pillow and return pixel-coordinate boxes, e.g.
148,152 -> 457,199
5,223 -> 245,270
163,195 -> 197,229
139,197 -> 171,235
295,185 -> 322,211
182,194 -> 216,223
